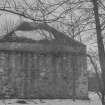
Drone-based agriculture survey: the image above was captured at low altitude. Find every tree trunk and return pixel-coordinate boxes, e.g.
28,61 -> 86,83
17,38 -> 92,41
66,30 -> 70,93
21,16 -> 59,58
92,0 -> 105,104
87,55 -> 102,90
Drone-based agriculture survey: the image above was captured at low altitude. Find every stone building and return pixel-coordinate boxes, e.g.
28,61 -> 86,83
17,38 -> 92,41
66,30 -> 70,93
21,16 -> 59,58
0,28 -> 88,99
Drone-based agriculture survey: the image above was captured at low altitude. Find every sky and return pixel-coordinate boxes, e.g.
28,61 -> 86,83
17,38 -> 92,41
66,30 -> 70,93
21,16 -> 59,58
0,13 -> 21,36
0,13 -> 44,41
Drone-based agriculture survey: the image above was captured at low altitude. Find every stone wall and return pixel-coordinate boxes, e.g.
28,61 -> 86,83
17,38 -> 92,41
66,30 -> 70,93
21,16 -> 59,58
75,56 -> 88,99
0,51 -> 88,99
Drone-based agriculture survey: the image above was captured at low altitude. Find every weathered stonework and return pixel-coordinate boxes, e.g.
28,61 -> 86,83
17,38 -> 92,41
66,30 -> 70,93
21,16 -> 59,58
0,39 -> 88,99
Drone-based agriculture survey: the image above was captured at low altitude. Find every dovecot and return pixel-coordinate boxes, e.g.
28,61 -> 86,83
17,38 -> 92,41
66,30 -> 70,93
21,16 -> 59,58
0,36 -> 88,99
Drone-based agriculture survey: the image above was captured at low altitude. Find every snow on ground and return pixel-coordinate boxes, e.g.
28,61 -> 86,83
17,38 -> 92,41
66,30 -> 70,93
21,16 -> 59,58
0,92 -> 102,105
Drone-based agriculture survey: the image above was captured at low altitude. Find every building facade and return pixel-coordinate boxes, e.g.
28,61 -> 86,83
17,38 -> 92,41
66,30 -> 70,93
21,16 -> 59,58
0,36 -> 88,99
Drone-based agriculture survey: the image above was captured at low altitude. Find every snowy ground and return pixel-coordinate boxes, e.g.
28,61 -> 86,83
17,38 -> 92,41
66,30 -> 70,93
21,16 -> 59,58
0,92 -> 102,105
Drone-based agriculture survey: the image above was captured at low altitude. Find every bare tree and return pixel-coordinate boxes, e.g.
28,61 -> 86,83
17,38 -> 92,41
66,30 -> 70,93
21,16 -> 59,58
92,0 -> 105,105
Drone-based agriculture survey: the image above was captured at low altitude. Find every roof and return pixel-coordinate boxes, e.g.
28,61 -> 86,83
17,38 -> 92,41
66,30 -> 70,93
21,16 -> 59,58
15,22 -> 86,48
0,22 -> 86,54
1,32 -> 85,47
0,34 -> 86,54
